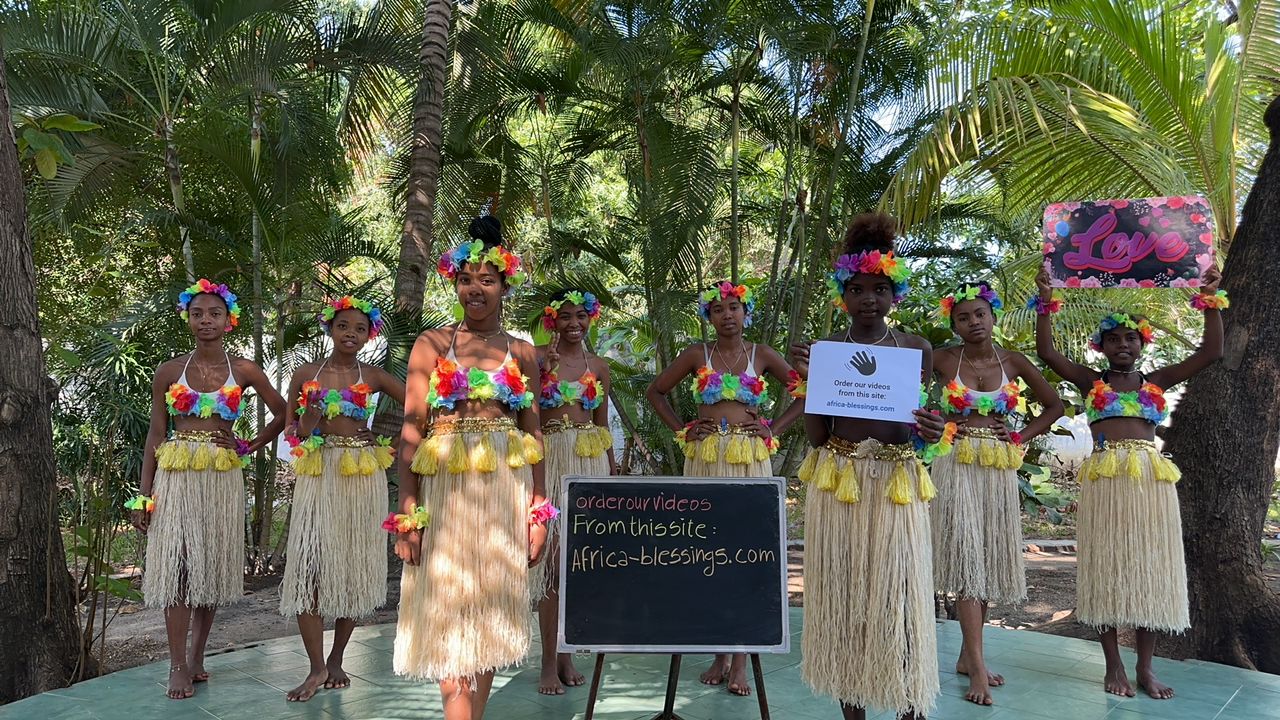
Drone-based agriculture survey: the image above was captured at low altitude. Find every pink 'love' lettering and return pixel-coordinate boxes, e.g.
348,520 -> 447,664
1063,213 -> 1190,273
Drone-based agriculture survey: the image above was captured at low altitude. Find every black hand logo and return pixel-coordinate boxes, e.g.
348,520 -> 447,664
847,351 -> 876,376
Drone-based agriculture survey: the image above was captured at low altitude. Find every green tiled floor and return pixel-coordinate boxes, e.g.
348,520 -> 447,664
5,610 -> 1279,719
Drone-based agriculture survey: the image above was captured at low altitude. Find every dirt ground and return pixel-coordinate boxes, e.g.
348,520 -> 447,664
94,553 -> 1280,676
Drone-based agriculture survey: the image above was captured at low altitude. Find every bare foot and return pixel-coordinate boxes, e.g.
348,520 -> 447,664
964,672 -> 993,705
558,654 -> 586,687
956,658 -> 1004,687
167,665 -> 194,700
538,662 -> 565,696
1137,669 -> 1174,699
188,656 -> 208,683
323,662 -> 350,690
699,656 -> 729,686
726,655 -> 751,697
1104,665 -> 1135,697
286,669 -> 329,702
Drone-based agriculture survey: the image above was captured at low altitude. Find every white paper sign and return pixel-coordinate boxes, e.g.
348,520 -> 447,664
805,341 -> 922,423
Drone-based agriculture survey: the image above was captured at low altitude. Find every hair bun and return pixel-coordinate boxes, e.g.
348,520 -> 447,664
469,216 -> 503,247
843,212 -> 897,254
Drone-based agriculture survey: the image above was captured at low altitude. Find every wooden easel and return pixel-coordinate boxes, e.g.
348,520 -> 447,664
583,652 -> 771,720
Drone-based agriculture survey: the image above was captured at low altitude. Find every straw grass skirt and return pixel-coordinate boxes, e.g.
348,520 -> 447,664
798,437 -> 938,716
930,429 -> 1027,604
394,418 -> 542,680
679,425 -> 775,478
143,432 -> 244,608
529,420 -> 611,602
279,435 -> 394,618
1076,439 -> 1188,632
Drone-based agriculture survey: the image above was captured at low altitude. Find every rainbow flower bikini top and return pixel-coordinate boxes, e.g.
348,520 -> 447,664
942,348 -> 1025,417
540,367 -> 604,411
297,360 -> 377,421
165,353 -> 243,420
693,343 -> 768,408
427,330 -> 533,412
1085,371 -> 1168,425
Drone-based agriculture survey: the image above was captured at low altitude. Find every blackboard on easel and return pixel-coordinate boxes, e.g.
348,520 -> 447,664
556,476 -> 789,654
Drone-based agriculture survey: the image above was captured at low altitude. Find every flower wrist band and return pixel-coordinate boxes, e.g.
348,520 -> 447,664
529,500 -> 560,525
1190,290 -> 1229,311
125,494 -> 155,512
383,506 -> 430,534
786,370 -> 807,399
1026,295 -> 1063,315
1009,431 -> 1024,447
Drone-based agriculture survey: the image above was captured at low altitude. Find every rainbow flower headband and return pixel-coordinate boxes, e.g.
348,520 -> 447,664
437,240 -> 527,288
940,282 -> 1003,319
827,250 -> 911,309
319,296 -> 385,339
178,278 -> 241,330
542,291 -> 602,331
1090,313 -> 1155,351
697,282 -> 756,326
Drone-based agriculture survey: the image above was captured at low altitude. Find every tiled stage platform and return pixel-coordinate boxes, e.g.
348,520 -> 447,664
5,610 -> 1279,719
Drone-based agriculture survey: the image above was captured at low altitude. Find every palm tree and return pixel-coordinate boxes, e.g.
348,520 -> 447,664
881,0 -> 1280,669
0,45 -> 83,703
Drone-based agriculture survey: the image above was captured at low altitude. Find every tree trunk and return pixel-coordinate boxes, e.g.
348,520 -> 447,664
161,121 -> 195,283
248,95 -> 271,571
391,0 -> 454,316
1159,95 -> 1280,672
371,0 -> 455,447
0,47 -> 82,703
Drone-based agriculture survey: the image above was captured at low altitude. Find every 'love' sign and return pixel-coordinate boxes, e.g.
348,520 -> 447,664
1041,196 -> 1215,288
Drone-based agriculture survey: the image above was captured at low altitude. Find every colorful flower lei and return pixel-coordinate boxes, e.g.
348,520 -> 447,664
319,296 -> 385,339
542,290 -> 602,331
827,250 -> 911,311
939,282 -> 1003,319
697,282 -> 756,326
529,500 -> 560,525
382,506 -> 430,533
1089,313 -> 1155,351
1026,295 -> 1063,315
436,240 -> 527,289
124,494 -> 155,512
1190,290 -> 1229,312
177,278 -> 241,330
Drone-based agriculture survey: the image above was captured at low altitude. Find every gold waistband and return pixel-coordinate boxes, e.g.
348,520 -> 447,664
706,423 -> 764,437
429,417 -> 517,436
960,427 -> 1007,441
823,436 -> 917,462
171,430 -> 219,443
543,419 -> 600,435
322,435 -> 372,448
1095,439 -> 1158,452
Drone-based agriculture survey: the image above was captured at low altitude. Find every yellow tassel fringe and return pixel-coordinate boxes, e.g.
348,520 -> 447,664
886,464 -> 913,505
834,461 -> 860,503
798,451 -> 818,482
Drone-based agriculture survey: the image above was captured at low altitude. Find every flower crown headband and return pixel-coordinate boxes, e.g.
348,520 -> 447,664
542,290 -> 602,331
319,296 -> 385,340
437,239 -> 527,290
939,282 -> 1004,319
826,249 -> 912,310
177,278 -> 241,331
1090,312 -> 1155,351
697,282 -> 756,326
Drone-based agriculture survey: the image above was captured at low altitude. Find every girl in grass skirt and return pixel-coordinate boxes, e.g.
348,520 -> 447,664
129,279 -> 286,700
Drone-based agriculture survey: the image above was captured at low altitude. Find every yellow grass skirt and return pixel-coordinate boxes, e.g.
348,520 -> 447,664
529,420 -> 611,602
680,425 -> 774,477
394,418 -> 538,680
930,430 -> 1027,604
798,438 -> 938,716
279,436 -> 390,618
142,432 -> 244,608
1076,439 -> 1188,632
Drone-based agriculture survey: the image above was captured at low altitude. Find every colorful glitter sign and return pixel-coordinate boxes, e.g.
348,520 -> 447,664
1041,196 -> 1215,288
